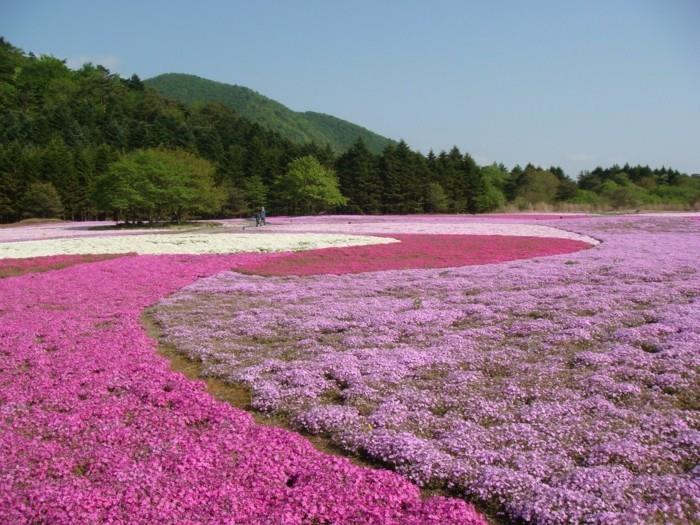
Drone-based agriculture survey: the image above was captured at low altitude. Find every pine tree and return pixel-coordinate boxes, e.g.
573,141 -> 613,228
426,182 -> 449,212
19,181 -> 64,218
464,153 -> 486,213
242,175 -> 268,211
380,140 -> 425,213
336,138 -> 382,213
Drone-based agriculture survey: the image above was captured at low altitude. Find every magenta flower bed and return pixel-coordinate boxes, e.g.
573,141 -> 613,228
0,254 -> 485,524
242,234 -> 591,276
155,217 -> 700,524
0,253 -> 126,278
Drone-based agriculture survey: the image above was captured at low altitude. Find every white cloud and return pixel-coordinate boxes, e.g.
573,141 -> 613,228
66,54 -> 122,73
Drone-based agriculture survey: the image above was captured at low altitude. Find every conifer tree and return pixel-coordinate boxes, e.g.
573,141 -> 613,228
19,181 -> 64,218
336,138 -> 382,213
464,153 -> 486,213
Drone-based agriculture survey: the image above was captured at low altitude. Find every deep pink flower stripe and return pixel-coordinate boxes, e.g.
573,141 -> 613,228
242,234 -> 591,276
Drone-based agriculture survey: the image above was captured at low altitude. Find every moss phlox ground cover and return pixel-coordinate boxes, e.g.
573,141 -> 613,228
2,214 -> 697,524
155,216 -> 700,524
0,253 -> 484,524
242,234 -> 591,276
0,233 -> 396,259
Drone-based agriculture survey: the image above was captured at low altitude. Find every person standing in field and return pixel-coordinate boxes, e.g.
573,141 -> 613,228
254,211 -> 261,227
260,206 -> 267,226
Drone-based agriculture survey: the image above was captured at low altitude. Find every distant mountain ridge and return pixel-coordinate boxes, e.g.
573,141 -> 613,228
145,73 -> 394,154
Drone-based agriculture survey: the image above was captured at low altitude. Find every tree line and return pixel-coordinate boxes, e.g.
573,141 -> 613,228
1,38 -> 698,223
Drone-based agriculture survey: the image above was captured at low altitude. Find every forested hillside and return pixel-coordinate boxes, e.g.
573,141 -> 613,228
145,73 -> 394,154
0,39 -> 335,222
1,38 -> 698,223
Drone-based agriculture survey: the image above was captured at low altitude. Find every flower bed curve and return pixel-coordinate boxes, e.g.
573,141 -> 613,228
155,217 -> 700,524
0,254 -> 485,525
241,234 -> 592,276
0,233 -> 396,259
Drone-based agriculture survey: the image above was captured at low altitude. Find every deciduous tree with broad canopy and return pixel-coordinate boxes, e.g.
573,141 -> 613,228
92,148 -> 225,223
275,155 -> 347,214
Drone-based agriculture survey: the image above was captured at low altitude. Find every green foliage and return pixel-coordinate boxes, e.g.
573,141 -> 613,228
19,181 -> 63,218
219,181 -> 249,217
464,153 -> 485,213
515,166 -> 561,205
242,175 -> 268,210
568,189 -> 605,207
481,163 -> 510,193
1,38 -> 697,220
476,180 -> 506,211
654,181 -> 700,207
555,177 -> 578,201
380,141 -> 428,213
93,149 -> 224,222
275,155 -> 347,214
574,164 -> 700,209
145,73 -> 394,154
425,182 -> 449,212
597,180 -> 651,209
433,147 -> 470,212
0,39 -> 322,222
336,139 -> 383,213
0,194 -> 14,221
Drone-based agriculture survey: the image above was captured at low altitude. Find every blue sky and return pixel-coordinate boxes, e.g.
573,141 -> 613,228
2,0 -> 699,175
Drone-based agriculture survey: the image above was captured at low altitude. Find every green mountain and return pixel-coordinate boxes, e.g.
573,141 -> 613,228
145,73 -> 394,154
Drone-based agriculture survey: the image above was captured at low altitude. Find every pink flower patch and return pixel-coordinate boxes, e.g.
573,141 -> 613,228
0,253 -> 485,525
241,234 -> 592,276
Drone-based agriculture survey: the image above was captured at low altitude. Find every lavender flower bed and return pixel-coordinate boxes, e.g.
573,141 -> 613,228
154,216 -> 700,524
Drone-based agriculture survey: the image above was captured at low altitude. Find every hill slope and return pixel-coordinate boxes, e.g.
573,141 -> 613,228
145,73 -> 394,154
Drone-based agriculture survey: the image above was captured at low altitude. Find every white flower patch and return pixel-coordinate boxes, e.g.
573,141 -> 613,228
266,222 -> 600,245
0,233 -> 398,259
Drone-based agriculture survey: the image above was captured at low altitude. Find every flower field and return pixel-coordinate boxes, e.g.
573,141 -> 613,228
0,251 -> 484,524
241,234 -> 592,276
154,216 -> 699,524
1,215 -> 698,524
263,219 -> 600,244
